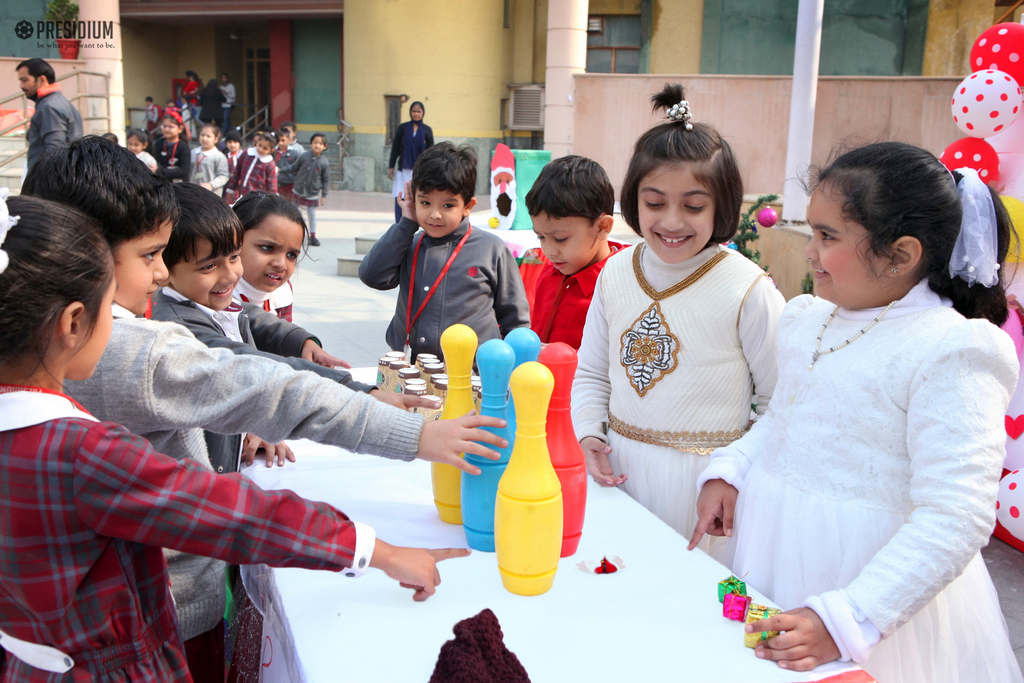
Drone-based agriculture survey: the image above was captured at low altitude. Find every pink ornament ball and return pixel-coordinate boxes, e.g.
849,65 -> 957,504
756,206 -> 778,228
939,137 -> 1000,185
971,23 -> 1024,86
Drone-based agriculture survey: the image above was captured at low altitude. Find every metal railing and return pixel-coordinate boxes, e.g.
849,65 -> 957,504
236,104 -> 270,141
0,69 -> 110,174
336,109 -> 352,183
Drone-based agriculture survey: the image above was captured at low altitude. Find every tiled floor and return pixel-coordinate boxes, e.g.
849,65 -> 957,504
296,192 -> 1024,668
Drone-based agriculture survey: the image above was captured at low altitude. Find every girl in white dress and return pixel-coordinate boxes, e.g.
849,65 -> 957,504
692,142 -> 1023,682
572,84 -> 786,544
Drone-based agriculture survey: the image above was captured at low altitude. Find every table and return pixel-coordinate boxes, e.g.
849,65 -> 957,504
239,371 -> 871,683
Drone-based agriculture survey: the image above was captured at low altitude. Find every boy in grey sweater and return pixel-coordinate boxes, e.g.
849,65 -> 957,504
22,136 -> 506,669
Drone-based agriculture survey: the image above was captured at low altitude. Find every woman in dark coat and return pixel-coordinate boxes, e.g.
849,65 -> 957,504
198,79 -> 226,126
387,101 -> 433,223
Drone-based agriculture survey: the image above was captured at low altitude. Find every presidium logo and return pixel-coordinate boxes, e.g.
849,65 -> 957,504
14,20 -> 114,41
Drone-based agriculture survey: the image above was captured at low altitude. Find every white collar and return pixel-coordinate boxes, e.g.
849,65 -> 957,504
0,390 -> 97,431
246,147 -> 273,164
111,302 -> 136,319
233,276 -> 270,305
835,279 -> 953,321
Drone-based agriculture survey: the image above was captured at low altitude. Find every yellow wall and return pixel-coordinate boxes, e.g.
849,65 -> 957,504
923,0 -> 995,76
122,20 -> 219,111
649,0 -> 703,74
344,0 -> 510,137
590,0 -> 642,13
533,0 -> 548,84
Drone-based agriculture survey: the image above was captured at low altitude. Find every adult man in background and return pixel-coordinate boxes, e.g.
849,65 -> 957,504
16,58 -> 83,172
220,73 -> 236,133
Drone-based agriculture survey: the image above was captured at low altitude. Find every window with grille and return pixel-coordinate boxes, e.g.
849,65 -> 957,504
586,15 -> 641,74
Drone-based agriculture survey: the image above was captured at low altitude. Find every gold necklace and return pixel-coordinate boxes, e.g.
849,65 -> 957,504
809,300 -> 898,370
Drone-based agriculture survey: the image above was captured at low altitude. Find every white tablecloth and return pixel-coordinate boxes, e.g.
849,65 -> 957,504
239,370 -> 868,683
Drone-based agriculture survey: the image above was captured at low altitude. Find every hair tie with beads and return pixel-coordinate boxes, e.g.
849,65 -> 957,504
667,100 -> 693,131
0,188 -> 21,275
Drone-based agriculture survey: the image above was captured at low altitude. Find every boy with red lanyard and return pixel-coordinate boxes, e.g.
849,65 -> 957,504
358,142 -> 530,359
524,155 -> 627,350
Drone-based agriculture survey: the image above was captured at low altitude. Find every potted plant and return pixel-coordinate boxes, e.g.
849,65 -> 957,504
46,0 -> 80,60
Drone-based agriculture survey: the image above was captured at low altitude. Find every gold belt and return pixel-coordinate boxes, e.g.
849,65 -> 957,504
608,414 -> 745,455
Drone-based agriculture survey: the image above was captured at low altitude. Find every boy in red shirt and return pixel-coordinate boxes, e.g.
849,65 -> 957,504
526,155 -> 627,350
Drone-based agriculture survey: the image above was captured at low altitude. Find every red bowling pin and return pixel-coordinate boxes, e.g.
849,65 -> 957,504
538,342 -> 587,557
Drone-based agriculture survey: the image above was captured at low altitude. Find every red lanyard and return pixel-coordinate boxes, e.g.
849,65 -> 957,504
0,384 -> 92,414
405,226 -> 473,346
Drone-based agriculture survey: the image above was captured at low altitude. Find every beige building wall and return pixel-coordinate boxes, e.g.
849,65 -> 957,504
573,73 -> 962,198
923,0 -> 996,76
121,20 -> 217,111
649,0 -> 703,74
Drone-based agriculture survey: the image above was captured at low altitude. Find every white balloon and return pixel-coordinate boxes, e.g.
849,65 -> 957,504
997,469 -> 1024,542
951,69 -> 1022,138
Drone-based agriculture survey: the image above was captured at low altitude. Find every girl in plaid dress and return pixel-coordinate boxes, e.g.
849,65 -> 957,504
0,194 -> 470,681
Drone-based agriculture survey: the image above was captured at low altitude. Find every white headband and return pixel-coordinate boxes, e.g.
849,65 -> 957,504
949,167 -> 1000,288
0,187 -> 20,276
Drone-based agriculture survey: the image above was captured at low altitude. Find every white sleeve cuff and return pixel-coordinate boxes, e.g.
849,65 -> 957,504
342,521 -> 376,578
696,451 -> 744,492
803,590 -> 881,663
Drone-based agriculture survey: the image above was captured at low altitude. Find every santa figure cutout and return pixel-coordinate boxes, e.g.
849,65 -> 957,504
489,144 -> 516,230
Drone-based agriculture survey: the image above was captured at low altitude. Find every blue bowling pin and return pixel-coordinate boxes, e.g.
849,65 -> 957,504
503,327 -> 541,438
462,339 -> 516,551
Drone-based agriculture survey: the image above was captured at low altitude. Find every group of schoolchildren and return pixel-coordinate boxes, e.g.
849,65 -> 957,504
0,82 -> 1021,683
124,114 -> 332,247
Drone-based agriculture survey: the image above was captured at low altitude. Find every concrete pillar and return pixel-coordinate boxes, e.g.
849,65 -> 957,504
781,0 -> 824,223
78,0 -> 124,142
544,0 -> 587,159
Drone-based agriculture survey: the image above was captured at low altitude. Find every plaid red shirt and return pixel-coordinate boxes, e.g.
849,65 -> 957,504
0,417 -> 358,682
225,150 -> 277,197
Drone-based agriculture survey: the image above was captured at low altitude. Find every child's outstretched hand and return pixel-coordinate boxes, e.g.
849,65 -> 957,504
398,180 -> 415,221
582,436 -> 627,487
370,539 -> 469,601
749,608 -> 841,671
371,389 -> 437,412
301,339 -> 352,368
242,434 -> 296,468
418,411 -> 507,474
688,478 -> 738,550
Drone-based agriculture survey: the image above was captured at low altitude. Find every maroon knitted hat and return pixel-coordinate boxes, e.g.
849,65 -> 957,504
429,609 -> 530,683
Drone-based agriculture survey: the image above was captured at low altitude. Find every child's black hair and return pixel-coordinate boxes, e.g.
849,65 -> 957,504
813,141 -> 1010,325
145,96 -> 153,103
21,135 -> 179,249
621,83 -> 743,245
525,155 -> 614,222
101,132 -> 119,143
310,133 -> 327,146
200,122 -> 221,138
232,191 -> 308,242
164,183 -> 244,268
412,142 -> 477,204
126,127 -> 150,150
253,130 -> 276,147
0,196 -> 113,369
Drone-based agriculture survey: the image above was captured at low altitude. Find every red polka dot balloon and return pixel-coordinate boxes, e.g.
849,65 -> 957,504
939,137 -> 1000,184
997,469 -> 1024,543
971,23 -> 1024,86
950,69 -> 1021,138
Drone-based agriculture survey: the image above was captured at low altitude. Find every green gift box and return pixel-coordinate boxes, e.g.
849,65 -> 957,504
718,575 -> 746,603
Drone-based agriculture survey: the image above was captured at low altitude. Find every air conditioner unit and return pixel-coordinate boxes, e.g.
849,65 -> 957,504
509,85 -> 544,131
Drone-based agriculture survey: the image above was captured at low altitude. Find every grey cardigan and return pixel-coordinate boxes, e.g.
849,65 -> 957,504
358,217 -> 530,359
280,151 -> 331,200
65,316 -> 423,641
150,290 -> 374,473
190,146 -> 230,196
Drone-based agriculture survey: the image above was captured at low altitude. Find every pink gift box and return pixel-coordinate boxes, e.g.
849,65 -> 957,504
723,592 -> 752,621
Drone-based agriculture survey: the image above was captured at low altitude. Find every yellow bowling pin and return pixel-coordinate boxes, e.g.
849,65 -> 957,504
495,361 -> 563,596
432,324 -> 478,524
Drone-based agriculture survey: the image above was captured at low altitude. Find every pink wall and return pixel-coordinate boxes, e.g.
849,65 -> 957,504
573,74 -> 964,199
269,22 -> 292,128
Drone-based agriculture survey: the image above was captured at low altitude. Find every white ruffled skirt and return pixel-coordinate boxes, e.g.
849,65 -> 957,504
720,462 -> 1023,683
607,431 -> 726,557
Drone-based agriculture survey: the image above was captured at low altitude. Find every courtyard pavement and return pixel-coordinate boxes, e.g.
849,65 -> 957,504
291,192 -> 1024,671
